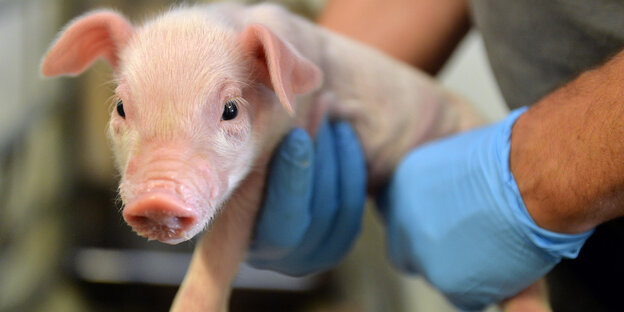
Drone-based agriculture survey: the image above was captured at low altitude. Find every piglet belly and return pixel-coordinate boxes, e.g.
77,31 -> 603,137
345,90 -> 482,193
355,103 -> 438,191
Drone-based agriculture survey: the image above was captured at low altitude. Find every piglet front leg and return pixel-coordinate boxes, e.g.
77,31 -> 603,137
170,167 -> 268,312
501,280 -> 552,312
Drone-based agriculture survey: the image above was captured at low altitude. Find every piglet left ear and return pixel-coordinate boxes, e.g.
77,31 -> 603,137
239,24 -> 322,114
41,10 -> 133,77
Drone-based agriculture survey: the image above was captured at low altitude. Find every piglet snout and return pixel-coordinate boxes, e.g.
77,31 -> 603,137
123,192 -> 199,244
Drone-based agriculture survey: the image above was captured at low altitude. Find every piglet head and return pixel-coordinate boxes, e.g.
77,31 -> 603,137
41,8 -> 321,244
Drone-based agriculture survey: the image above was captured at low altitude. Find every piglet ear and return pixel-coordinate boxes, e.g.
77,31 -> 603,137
239,24 -> 322,114
41,10 -> 133,77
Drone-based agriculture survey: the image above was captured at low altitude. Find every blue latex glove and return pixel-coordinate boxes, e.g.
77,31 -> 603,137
377,107 -> 594,310
247,120 -> 367,276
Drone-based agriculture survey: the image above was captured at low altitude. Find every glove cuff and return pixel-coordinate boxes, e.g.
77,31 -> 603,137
498,107 -> 593,259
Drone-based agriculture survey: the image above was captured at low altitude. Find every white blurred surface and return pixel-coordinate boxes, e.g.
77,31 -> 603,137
440,30 -> 508,122
0,2 -> 25,148
0,0 -> 60,150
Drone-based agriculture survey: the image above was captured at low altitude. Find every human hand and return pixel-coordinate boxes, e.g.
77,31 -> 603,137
247,120 -> 367,276
377,108 -> 593,310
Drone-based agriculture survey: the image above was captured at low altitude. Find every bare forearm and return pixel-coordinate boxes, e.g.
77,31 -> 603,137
511,51 -> 624,234
318,0 -> 470,74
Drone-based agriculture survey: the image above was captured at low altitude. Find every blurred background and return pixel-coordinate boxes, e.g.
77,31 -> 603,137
0,0 -> 506,311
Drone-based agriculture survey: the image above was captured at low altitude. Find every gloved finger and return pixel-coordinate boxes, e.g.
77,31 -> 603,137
250,120 -> 342,276
289,118 -> 341,256
249,127 -> 314,260
307,121 -> 366,268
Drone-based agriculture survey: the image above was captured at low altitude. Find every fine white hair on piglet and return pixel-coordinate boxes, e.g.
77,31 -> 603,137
41,2 -> 484,310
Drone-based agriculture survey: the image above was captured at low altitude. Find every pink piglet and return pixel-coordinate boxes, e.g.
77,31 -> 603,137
42,3 -> 483,311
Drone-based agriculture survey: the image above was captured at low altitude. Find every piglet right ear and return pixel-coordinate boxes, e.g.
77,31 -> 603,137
239,24 -> 322,114
41,10 -> 133,77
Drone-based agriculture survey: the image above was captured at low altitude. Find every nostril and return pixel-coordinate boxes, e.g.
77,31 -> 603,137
125,209 -> 196,229
176,216 -> 195,228
125,214 -> 150,228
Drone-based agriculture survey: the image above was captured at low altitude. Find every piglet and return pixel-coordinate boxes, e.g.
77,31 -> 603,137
40,3 -> 506,311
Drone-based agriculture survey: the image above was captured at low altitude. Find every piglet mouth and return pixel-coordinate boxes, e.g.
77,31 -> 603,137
123,189 -> 201,244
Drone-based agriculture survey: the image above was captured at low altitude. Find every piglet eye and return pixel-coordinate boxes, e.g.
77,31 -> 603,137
222,100 -> 238,120
116,100 -> 125,118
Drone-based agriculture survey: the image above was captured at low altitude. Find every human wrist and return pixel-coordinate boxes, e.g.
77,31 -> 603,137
508,57 -> 624,234
509,49 -> 624,234
508,107 -> 577,233
497,108 -> 592,259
